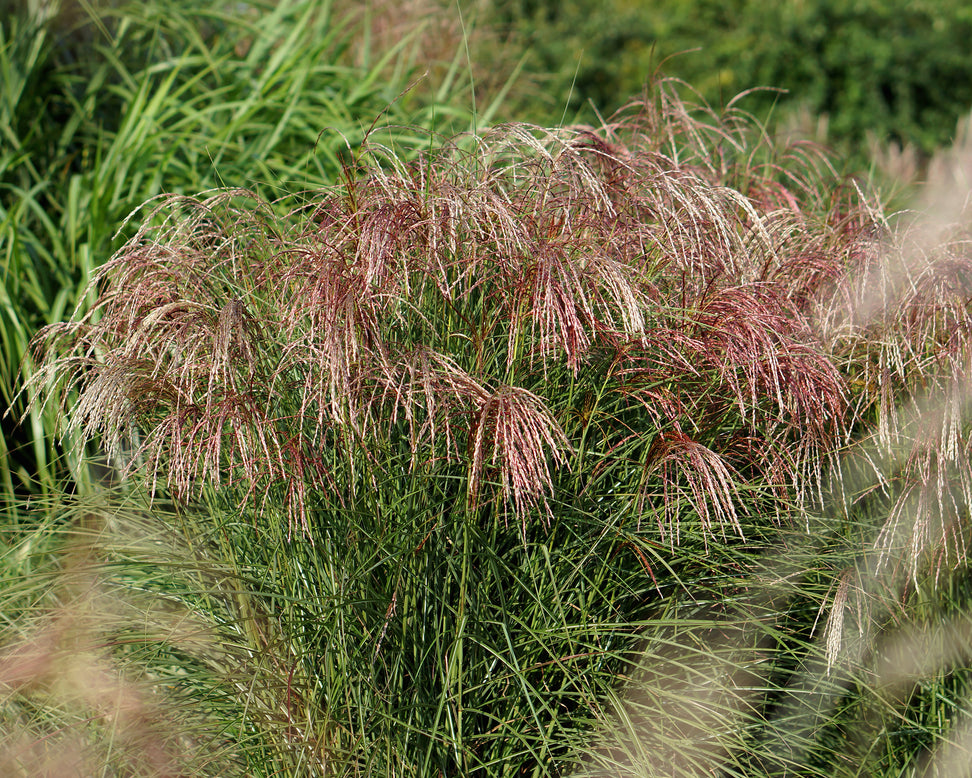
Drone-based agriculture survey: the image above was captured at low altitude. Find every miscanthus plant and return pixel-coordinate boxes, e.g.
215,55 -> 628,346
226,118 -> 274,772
0,0 -> 504,513
12,82 -> 972,775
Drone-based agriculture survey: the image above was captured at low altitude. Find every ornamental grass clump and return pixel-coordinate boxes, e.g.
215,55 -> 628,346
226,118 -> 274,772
20,83 -> 972,774
28,98 -> 851,544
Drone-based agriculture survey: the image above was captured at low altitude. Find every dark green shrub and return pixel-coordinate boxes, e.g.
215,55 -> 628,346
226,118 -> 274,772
489,0 -> 972,168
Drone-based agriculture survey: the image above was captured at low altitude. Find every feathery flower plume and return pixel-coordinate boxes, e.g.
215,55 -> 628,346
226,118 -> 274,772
638,429 -> 743,546
467,385 -> 573,529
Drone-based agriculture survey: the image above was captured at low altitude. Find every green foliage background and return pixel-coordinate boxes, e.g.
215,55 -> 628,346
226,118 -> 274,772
489,0 -> 972,168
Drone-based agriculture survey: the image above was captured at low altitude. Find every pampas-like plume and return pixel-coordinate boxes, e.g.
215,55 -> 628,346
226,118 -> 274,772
467,385 -> 573,529
639,429 -> 742,546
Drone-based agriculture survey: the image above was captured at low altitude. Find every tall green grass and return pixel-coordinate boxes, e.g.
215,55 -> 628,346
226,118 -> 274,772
0,0 -> 500,512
